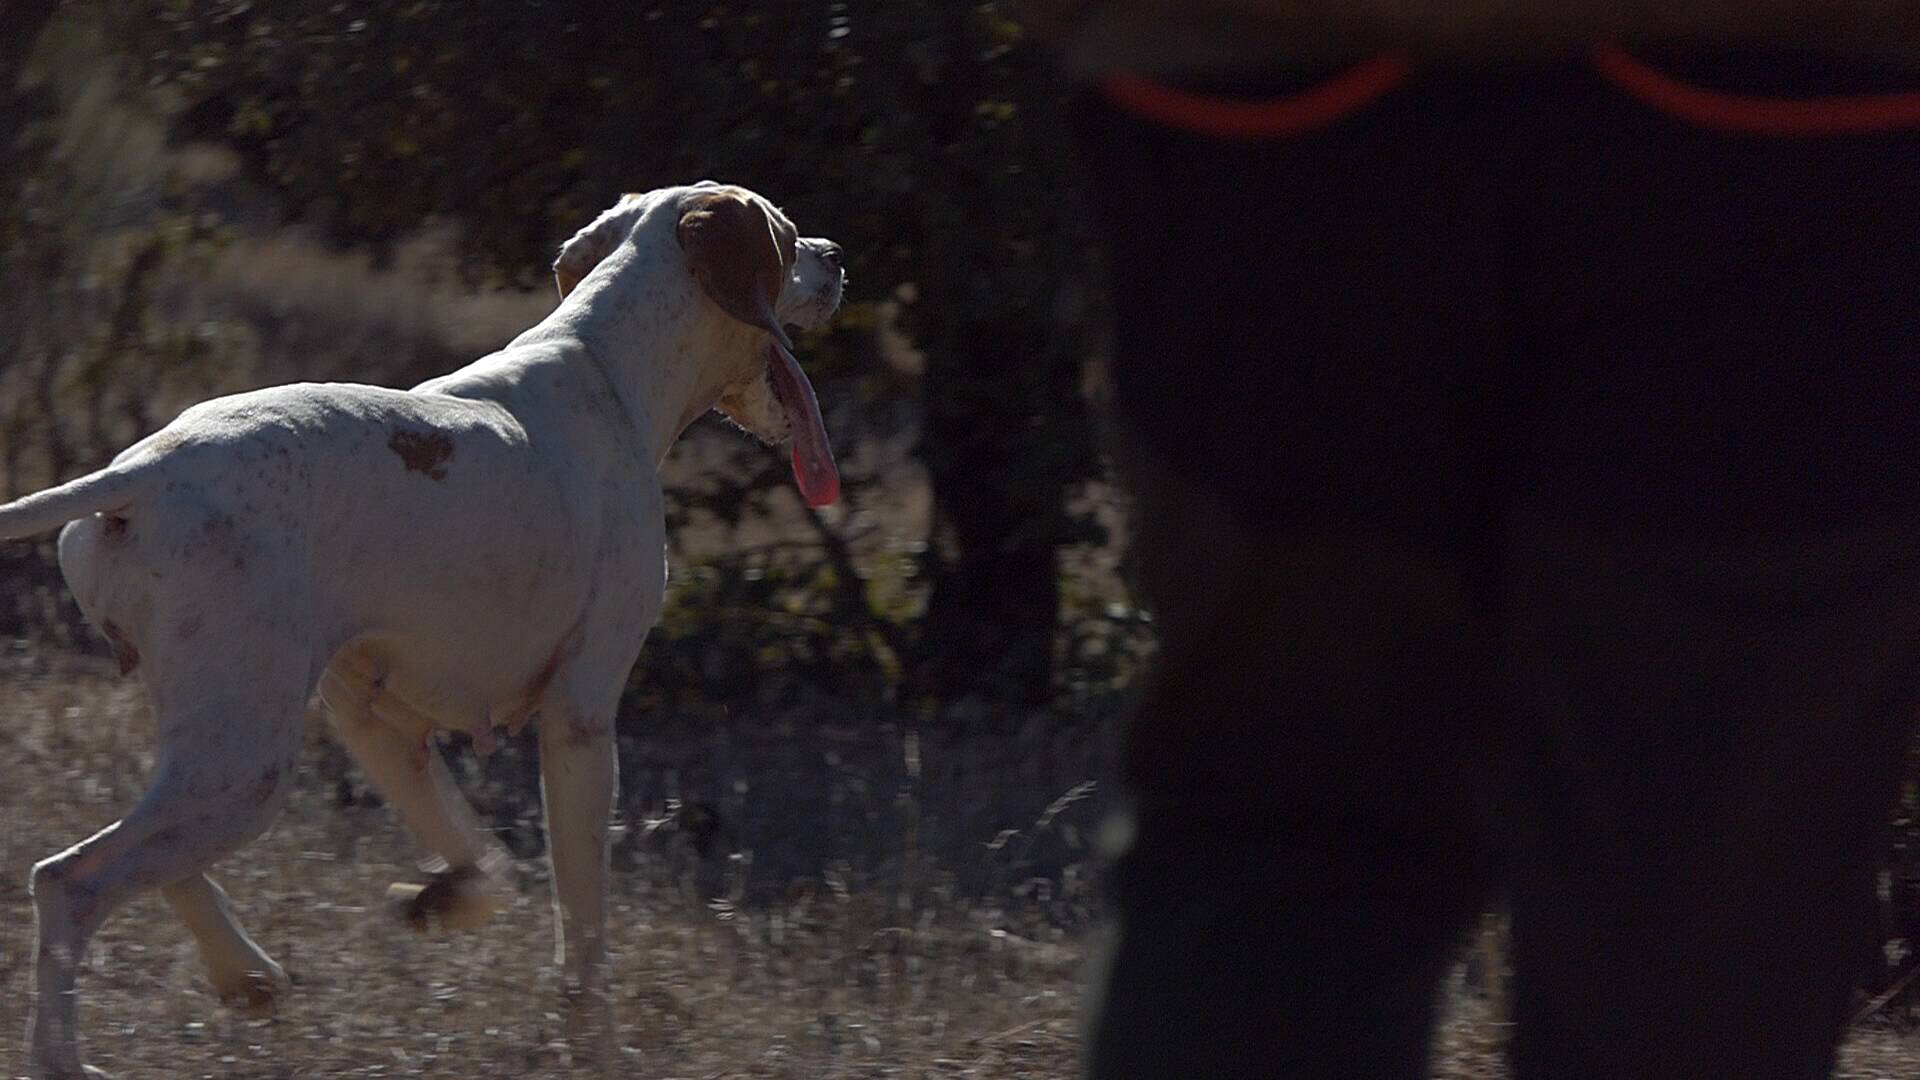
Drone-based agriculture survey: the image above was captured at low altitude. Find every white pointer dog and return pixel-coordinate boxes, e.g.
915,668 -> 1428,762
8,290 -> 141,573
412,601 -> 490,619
0,181 -> 844,1078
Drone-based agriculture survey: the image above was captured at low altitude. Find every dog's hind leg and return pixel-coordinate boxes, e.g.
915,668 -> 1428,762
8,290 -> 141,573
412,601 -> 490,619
318,666 -> 511,932
28,693 -> 304,1078
160,873 -> 288,1017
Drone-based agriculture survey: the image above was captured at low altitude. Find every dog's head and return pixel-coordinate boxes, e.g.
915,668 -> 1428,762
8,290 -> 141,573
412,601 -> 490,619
552,182 -> 846,507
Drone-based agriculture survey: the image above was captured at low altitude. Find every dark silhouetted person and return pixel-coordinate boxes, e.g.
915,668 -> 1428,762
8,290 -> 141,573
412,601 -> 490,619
1024,4 -> 1920,1076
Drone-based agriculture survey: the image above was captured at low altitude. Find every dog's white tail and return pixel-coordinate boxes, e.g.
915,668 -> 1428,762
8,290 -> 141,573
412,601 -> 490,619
0,463 -> 160,540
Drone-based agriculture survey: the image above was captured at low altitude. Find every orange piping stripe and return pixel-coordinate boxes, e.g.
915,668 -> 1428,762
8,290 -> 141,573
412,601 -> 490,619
1590,43 -> 1920,135
1098,52 -> 1413,140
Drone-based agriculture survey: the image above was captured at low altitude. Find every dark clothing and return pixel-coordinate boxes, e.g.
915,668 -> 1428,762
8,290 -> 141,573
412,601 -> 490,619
1075,48 -> 1920,1078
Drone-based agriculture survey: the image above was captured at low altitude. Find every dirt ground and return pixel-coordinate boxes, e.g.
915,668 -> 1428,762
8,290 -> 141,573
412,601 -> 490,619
4,657 -> 1919,1078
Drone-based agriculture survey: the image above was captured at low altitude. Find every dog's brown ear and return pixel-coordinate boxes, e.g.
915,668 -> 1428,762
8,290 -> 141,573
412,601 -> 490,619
553,193 -> 646,300
676,189 -> 797,344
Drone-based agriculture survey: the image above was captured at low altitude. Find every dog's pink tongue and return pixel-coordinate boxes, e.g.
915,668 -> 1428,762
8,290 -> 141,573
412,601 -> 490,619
768,341 -> 839,508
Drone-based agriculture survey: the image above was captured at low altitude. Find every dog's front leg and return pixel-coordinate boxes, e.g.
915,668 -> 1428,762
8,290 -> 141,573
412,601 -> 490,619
538,707 -> 618,1070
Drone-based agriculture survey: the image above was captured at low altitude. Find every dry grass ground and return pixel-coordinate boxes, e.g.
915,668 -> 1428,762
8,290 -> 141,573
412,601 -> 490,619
5,657 -> 1920,1077
0,656 -> 1088,1079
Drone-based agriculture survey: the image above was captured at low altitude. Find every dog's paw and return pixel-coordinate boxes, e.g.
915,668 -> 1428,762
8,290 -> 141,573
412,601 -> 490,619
387,867 -> 503,933
213,963 -> 287,1018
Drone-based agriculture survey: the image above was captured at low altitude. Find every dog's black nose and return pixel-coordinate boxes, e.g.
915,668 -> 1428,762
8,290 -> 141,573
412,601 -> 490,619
821,242 -> 843,268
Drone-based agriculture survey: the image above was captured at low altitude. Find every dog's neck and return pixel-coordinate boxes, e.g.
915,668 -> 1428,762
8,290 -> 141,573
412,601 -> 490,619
508,215 -> 757,467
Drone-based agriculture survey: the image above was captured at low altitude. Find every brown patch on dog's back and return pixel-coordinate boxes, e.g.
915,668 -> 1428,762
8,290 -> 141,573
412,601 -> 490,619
101,620 -> 140,675
102,514 -> 130,541
388,430 -> 454,481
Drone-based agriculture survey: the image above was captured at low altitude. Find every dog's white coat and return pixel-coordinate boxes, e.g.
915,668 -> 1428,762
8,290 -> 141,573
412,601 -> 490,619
0,182 -> 844,1078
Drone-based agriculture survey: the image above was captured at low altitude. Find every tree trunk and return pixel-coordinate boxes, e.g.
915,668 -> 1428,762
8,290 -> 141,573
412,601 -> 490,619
903,5 -> 1061,709
916,330 -> 1063,711
920,509 -> 1059,710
